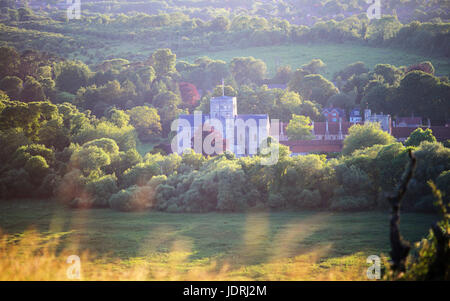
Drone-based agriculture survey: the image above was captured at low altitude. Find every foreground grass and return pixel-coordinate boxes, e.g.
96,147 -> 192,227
0,199 -> 438,280
180,43 -> 450,78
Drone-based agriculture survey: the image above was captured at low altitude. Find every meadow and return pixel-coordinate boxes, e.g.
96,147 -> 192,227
180,43 -> 450,78
0,199 -> 438,280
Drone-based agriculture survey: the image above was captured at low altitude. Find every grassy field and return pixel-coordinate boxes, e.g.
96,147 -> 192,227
0,199 -> 438,280
180,43 -> 450,78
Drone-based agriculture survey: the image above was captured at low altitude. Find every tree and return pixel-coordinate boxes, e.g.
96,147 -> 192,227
287,68 -> 309,92
327,92 -> 356,113
229,57 -> 267,85
151,48 -> 176,77
301,59 -> 326,74
127,106 -> 162,141
179,82 -> 200,108
362,82 -> 393,114
0,76 -> 23,100
393,71 -> 449,123
153,91 -> 180,108
24,155 -> 50,183
209,16 -> 230,32
212,85 -> 237,97
285,115 -> 314,141
0,46 -> 20,79
373,64 -> 403,86
405,128 -> 437,147
272,65 -> 292,84
334,62 -> 369,81
406,61 -> 435,75
21,76 -> 45,102
290,74 -> 338,106
70,145 -> 111,176
55,61 -> 91,94
108,108 -> 130,128
343,123 -> 396,155
83,138 -> 120,158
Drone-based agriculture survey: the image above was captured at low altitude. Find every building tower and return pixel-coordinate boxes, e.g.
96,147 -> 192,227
210,96 -> 237,119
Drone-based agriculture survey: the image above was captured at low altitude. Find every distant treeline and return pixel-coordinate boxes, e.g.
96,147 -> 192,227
0,4 -> 449,62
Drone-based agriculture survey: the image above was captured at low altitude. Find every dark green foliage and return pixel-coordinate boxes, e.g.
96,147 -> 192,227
343,123 -> 396,155
55,61 -> 91,94
70,145 -> 111,177
386,179 -> 449,280
0,168 -> 32,199
24,155 -> 50,183
0,76 -> 23,100
85,175 -> 119,208
230,57 -> 267,86
289,74 -> 338,106
13,144 -> 55,168
21,76 -> 45,102
436,171 -> 450,204
405,128 -> 437,147
120,161 -> 160,188
333,62 -> 369,82
110,175 -> 165,211
297,189 -> 322,209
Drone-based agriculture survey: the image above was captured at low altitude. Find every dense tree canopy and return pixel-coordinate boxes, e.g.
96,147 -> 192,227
286,115 -> 314,141
343,123 -> 397,155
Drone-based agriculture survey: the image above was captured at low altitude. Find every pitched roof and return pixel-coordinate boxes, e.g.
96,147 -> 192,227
350,108 -> 362,117
392,126 -> 450,142
322,107 -> 346,116
396,117 -> 422,125
281,140 -> 343,153
313,122 -> 362,136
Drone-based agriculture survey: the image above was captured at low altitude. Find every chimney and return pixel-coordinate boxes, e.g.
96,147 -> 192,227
338,118 -> 343,140
325,120 -> 329,140
364,109 -> 371,121
222,78 -> 225,96
311,121 -> 315,136
428,118 -> 431,128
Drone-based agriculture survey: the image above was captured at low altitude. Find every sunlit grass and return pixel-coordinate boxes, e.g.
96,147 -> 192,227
180,43 -> 450,78
0,229 -> 370,281
0,200 -> 438,281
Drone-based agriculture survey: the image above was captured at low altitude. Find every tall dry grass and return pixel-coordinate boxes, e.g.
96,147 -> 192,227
0,215 -> 370,281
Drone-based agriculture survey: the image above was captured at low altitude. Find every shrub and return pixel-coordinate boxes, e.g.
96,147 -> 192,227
70,145 -> 111,176
37,173 -> 61,198
13,144 -> 55,168
24,155 -> 50,184
268,193 -> 285,208
0,168 -> 32,199
343,123 -> 396,155
83,138 -> 120,157
54,169 -> 87,204
436,170 -> 450,204
330,196 -> 374,211
120,161 -> 160,188
297,189 -> 322,209
109,185 -> 155,212
405,128 -> 437,147
85,174 -> 119,207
